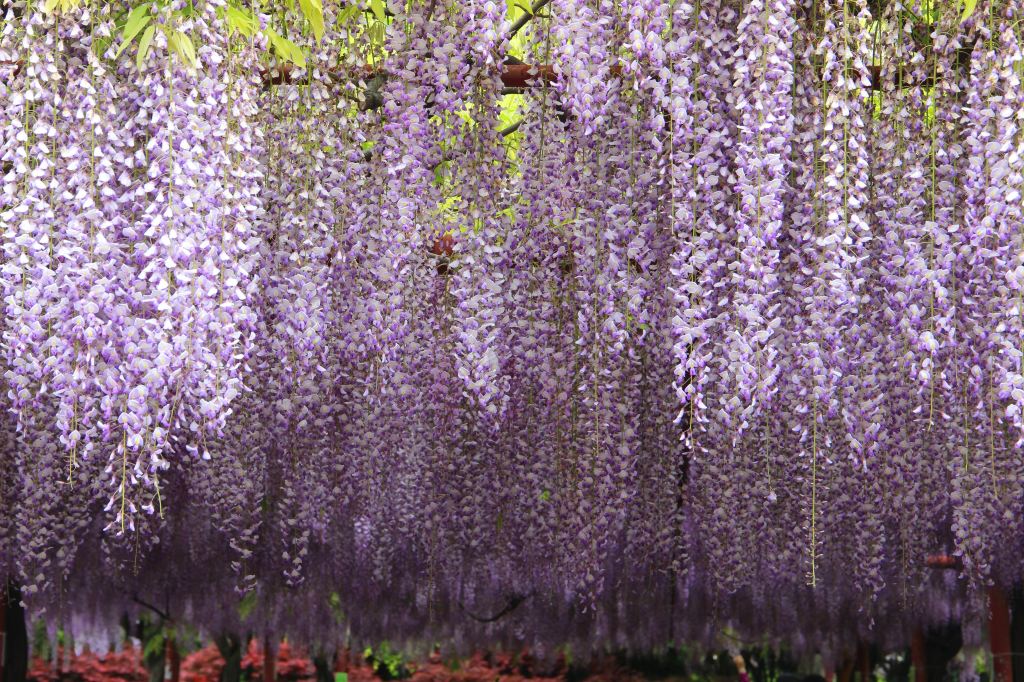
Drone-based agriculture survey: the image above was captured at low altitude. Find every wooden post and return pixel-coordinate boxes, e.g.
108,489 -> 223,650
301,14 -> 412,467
839,655 -> 855,682
165,633 -> 180,682
1010,588 -> 1024,682
991,587 -> 1013,682
912,630 -> 926,682
262,637 -> 275,682
0,589 -> 7,682
859,644 -> 871,682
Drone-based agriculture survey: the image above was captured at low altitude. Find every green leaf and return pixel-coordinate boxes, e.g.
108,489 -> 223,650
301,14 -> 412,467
298,0 -> 325,41
142,631 -> 165,659
334,675 -> 348,682
42,0 -> 62,14
115,21 -> 149,58
122,3 -> 152,40
237,591 -> 258,620
226,5 -> 260,36
168,29 -> 198,69
960,0 -> 978,22
338,4 -> 360,23
369,0 -> 386,21
115,5 -> 151,60
264,28 -> 307,67
136,24 -> 155,70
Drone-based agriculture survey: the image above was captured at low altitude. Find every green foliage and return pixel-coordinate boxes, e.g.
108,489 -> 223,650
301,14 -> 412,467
266,27 -> 307,67
105,0 -> 327,71
298,0 -> 325,41
31,620 -> 51,662
363,643 -> 410,680
136,25 -> 156,69
41,0 -> 83,13
237,591 -> 258,621
327,591 -> 345,623
369,0 -> 387,21
142,628 -> 166,660
115,3 -> 152,59
961,0 -> 978,23
167,28 -> 198,69
111,2 -> 199,70
225,4 -> 261,37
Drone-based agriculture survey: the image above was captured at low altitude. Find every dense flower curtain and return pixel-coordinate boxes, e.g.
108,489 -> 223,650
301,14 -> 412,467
1,0 -> 1024,657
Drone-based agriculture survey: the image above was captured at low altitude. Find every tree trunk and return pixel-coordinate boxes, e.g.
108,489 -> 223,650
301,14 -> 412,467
312,655 -> 332,682
2,582 -> 28,682
215,634 -> 242,682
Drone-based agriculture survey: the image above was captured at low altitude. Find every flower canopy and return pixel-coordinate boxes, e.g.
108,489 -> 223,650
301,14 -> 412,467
1,0 -> 1023,657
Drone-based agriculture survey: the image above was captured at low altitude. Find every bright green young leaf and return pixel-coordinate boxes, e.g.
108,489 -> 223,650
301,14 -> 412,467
136,24 -> 155,70
115,4 -> 151,60
168,30 -> 198,69
115,20 -> 150,58
226,5 -> 260,37
338,4 -> 360,23
265,28 -> 307,67
369,0 -> 386,21
298,0 -> 325,41
122,3 -> 152,40
961,0 -> 978,22
334,674 -> 348,682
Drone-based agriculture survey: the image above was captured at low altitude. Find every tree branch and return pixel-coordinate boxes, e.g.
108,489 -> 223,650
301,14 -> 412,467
507,0 -> 553,39
131,594 -> 170,622
459,591 -> 534,623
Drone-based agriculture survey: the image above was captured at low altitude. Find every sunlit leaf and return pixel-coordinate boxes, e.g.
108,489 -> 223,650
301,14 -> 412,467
122,3 -> 152,41
115,3 -> 151,59
265,28 -> 307,67
299,0 -> 325,41
961,0 -> 978,22
226,5 -> 260,37
136,24 -> 155,70
168,29 -> 198,69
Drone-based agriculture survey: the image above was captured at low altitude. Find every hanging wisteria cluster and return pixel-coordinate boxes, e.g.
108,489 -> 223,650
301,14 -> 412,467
2,0 -> 1024,657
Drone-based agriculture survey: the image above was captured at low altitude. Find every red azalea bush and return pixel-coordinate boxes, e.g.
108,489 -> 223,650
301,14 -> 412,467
240,640 -> 314,682
181,644 -> 227,682
28,646 -> 148,682
29,642 -> 652,682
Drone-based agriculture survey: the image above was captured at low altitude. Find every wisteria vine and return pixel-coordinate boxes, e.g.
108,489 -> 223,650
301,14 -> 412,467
1,0 -> 1024,657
